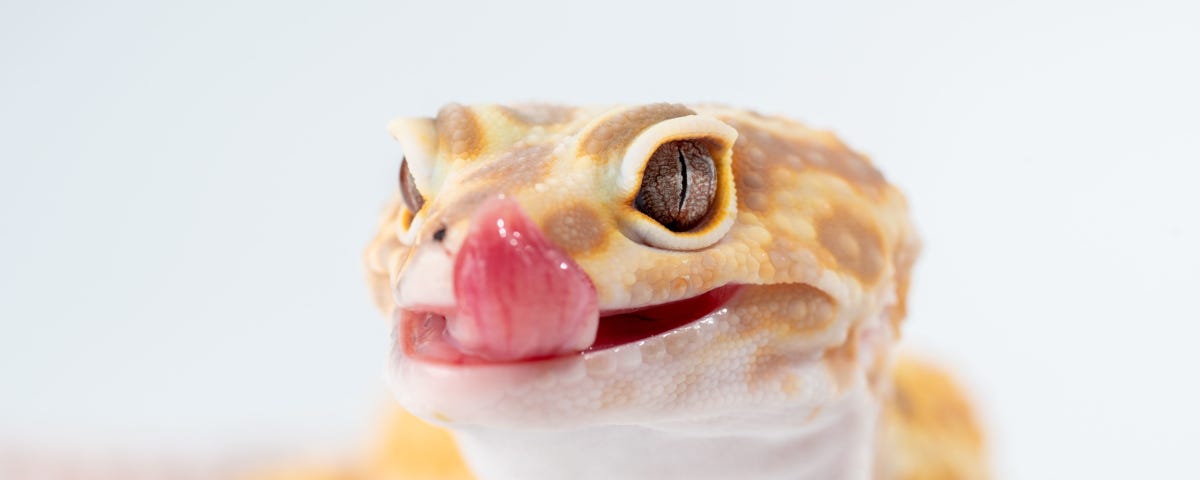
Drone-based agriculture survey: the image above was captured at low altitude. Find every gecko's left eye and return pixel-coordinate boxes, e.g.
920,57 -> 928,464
634,140 -> 716,232
399,157 -> 425,213
395,156 -> 428,245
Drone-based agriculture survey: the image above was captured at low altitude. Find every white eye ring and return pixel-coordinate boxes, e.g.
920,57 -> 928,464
388,117 -> 439,246
617,115 -> 739,251
387,118 -> 438,194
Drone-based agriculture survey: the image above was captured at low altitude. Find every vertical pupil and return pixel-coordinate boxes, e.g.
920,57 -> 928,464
634,139 -> 716,232
676,146 -> 688,210
399,160 -> 424,212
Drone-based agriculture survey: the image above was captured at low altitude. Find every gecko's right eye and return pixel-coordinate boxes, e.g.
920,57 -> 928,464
399,157 -> 425,213
614,112 -> 738,251
635,140 -> 716,232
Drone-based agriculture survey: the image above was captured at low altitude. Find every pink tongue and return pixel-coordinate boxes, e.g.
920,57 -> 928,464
450,196 -> 599,361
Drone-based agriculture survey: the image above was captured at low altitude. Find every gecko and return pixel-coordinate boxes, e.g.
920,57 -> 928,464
261,103 -> 987,480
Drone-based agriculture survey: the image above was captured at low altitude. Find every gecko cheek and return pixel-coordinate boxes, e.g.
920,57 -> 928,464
450,195 -> 600,362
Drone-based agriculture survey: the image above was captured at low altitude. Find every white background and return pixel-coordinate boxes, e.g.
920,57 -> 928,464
2,1 -> 1198,478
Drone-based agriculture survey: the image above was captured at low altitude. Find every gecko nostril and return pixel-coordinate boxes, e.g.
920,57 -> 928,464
432,226 -> 447,243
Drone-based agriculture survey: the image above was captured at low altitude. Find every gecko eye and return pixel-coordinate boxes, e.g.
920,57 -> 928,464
399,157 -> 425,213
634,140 -> 716,232
614,113 -> 737,251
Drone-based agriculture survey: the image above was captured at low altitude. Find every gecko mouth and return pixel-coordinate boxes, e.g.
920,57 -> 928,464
398,285 -> 741,365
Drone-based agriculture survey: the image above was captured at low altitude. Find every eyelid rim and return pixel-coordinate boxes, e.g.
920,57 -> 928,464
388,117 -> 438,245
617,115 -> 738,198
388,117 -> 438,196
617,115 -> 740,251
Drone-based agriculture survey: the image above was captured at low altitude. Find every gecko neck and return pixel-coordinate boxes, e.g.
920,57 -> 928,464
450,385 -> 881,480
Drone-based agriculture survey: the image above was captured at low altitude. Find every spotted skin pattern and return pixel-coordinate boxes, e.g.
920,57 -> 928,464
264,104 -> 986,479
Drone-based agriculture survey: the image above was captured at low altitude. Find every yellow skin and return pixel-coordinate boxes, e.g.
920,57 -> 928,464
258,103 -> 986,479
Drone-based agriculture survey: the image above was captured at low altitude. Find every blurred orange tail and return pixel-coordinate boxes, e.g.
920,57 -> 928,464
878,355 -> 989,479
246,408 -> 472,480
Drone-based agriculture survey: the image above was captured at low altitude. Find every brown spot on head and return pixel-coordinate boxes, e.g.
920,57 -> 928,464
816,207 -> 885,284
542,203 -> 610,257
723,118 -> 886,196
802,142 -> 886,193
579,104 -> 695,160
436,104 -> 485,158
498,104 -> 577,125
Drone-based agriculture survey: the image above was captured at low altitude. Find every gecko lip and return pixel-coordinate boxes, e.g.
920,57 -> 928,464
397,284 -> 742,366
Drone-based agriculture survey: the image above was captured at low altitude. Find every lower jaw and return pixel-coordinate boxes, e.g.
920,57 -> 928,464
397,285 -> 742,366
384,294 -> 748,430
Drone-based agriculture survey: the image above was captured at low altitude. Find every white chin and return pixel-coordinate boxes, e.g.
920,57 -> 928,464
386,304 -> 858,434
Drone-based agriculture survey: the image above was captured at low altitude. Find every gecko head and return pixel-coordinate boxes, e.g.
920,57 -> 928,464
364,103 -> 919,434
